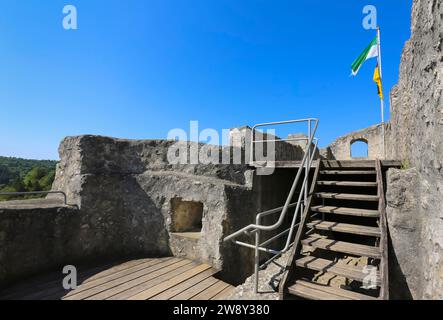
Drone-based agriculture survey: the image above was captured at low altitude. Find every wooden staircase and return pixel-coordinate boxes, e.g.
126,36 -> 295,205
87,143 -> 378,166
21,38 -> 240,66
279,160 -> 391,300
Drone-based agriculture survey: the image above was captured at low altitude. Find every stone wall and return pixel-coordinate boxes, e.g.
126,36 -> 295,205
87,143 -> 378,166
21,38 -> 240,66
386,0 -> 443,299
0,134 -> 308,287
0,204 -> 80,287
51,135 -> 259,284
229,126 -> 306,163
324,124 -> 385,160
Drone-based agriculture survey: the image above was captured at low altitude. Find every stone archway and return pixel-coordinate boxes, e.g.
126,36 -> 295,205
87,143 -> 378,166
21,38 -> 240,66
350,138 -> 369,159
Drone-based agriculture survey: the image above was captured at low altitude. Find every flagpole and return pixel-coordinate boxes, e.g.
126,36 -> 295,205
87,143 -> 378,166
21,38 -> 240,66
377,26 -> 386,159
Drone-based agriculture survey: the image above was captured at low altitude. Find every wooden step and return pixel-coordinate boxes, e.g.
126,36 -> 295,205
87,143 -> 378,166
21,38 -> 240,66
321,160 -> 401,169
295,256 -> 381,286
315,193 -> 379,201
320,170 -> 376,175
301,235 -> 381,258
307,220 -> 381,237
317,181 -> 378,187
288,280 -> 377,300
311,206 -> 379,218
321,160 -> 376,169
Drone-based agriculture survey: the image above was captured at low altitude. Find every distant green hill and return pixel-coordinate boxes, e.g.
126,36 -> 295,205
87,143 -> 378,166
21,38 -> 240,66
0,156 -> 58,201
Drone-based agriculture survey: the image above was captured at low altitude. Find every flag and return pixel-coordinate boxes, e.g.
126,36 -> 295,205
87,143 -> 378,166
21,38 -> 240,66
373,63 -> 384,100
351,37 -> 379,76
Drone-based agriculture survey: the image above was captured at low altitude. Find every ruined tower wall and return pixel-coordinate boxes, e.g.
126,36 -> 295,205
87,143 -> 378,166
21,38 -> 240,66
386,0 -> 443,299
325,124 -> 385,160
0,134 -> 307,287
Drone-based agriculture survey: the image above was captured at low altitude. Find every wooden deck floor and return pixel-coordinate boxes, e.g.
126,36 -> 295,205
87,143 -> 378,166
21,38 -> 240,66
0,257 -> 235,300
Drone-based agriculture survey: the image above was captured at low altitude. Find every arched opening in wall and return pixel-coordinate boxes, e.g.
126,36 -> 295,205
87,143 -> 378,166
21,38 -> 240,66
351,139 -> 369,158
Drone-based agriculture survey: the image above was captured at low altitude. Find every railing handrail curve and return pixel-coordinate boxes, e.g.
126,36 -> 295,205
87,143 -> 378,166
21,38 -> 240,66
223,118 -> 319,293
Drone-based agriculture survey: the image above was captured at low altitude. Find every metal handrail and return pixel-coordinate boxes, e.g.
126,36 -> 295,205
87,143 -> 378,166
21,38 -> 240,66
0,191 -> 68,206
224,118 -> 319,293
253,137 -> 310,144
250,118 -> 318,164
224,140 -> 318,238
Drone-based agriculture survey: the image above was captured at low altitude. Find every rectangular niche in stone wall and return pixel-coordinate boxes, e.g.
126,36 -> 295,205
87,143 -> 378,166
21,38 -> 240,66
170,198 -> 203,233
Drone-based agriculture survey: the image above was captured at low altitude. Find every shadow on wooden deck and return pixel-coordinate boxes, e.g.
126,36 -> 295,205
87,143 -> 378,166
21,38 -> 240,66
0,257 -> 234,300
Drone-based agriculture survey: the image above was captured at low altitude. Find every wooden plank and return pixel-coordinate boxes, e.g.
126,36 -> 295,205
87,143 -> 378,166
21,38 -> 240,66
170,276 -> 219,300
60,258 -> 176,299
190,280 -> 230,300
296,256 -> 381,285
0,258 -> 157,299
88,261 -> 199,300
320,170 -> 376,175
104,261 -> 198,300
81,258 -> 160,283
315,192 -> 379,201
317,181 -> 378,187
146,269 -> 217,300
321,160 -> 376,169
289,283 -> 352,300
0,262 -> 117,300
376,159 -> 389,300
211,286 -> 234,300
278,160 -> 323,299
213,160 -> 400,170
63,258 -> 170,297
321,160 -> 400,169
301,235 -> 381,258
128,264 -> 212,300
296,280 -> 377,300
250,160 -> 400,169
307,220 -> 381,237
14,258 -> 170,300
311,206 -> 379,218
321,160 -> 401,169
63,258 -> 186,300
298,280 -> 377,300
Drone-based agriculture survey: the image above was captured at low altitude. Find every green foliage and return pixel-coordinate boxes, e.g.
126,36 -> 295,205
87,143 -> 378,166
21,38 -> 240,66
401,159 -> 410,170
0,165 -> 16,185
0,178 -> 26,201
24,167 -> 47,189
0,157 -> 58,201
39,170 -> 56,191
0,156 -> 56,178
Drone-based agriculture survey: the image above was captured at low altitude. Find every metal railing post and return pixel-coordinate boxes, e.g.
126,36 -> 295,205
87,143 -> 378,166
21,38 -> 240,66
254,215 -> 260,293
224,118 -> 319,294
250,127 -> 255,165
305,120 -> 311,207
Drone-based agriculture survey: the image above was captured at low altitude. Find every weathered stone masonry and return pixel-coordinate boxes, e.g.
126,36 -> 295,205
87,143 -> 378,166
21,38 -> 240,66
385,0 -> 443,300
323,124 -> 385,160
0,134 -> 304,287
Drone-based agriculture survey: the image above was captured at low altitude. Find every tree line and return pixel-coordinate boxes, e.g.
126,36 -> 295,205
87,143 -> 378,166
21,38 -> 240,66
0,156 -> 57,201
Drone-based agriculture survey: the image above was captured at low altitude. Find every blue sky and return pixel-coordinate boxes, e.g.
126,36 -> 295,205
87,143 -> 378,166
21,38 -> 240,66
0,0 -> 412,160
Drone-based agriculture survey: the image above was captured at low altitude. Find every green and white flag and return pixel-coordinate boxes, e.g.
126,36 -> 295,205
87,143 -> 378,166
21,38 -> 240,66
351,36 -> 379,76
